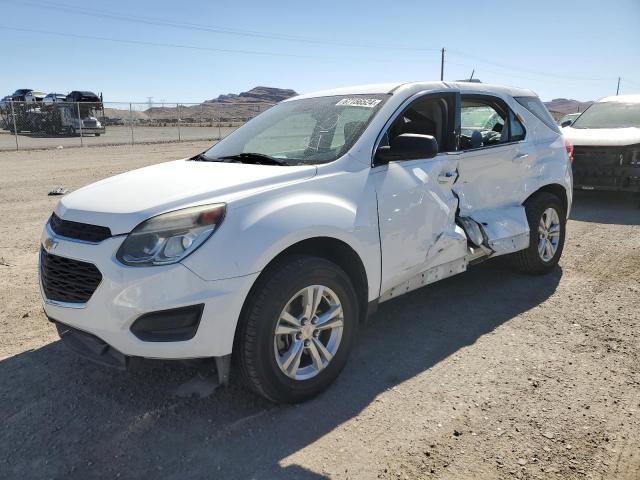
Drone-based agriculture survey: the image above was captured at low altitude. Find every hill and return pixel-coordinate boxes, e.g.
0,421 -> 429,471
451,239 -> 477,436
544,98 -> 593,120
103,86 -> 298,123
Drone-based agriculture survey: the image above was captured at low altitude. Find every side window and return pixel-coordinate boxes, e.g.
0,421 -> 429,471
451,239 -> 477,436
460,97 -> 508,150
382,94 -> 455,153
510,111 -> 526,142
460,95 -> 526,149
514,96 -> 560,133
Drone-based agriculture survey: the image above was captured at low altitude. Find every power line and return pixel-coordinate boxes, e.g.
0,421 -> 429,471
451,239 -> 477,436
0,25 -> 337,59
445,58 -> 616,85
3,0 -> 442,53
3,1 -> 639,87
3,0 -> 629,84
447,50 -> 615,82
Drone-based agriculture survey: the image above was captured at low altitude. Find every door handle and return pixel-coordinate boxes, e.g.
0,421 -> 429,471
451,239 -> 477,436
438,171 -> 457,183
512,153 -> 529,163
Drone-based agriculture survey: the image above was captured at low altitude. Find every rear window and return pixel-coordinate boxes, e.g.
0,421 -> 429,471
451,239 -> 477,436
514,96 -> 560,133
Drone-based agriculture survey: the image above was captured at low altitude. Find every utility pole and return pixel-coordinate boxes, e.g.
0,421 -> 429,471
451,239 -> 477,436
616,77 -> 621,96
440,48 -> 445,81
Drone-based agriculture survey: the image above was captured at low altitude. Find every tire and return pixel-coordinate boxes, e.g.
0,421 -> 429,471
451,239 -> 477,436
235,255 -> 359,403
512,192 -> 566,274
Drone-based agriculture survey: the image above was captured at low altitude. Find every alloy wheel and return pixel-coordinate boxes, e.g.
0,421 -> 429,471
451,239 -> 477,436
537,207 -> 561,262
273,285 -> 344,380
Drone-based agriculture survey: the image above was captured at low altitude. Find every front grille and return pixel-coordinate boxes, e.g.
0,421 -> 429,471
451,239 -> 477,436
40,248 -> 102,303
573,146 -> 625,167
573,145 -> 640,189
49,213 -> 111,243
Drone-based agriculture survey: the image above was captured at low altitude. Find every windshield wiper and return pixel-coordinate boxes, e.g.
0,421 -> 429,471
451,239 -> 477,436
191,152 -> 213,161
217,152 -> 289,166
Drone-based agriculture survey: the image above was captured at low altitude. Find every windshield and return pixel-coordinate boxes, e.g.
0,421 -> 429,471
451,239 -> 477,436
571,102 -> 640,129
202,94 -> 389,165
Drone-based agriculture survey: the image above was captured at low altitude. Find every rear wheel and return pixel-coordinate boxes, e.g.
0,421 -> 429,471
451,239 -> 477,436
512,192 -> 566,274
235,255 -> 358,403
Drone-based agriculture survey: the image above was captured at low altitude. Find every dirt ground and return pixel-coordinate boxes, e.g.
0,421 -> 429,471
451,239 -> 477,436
0,126 -> 238,152
0,143 -> 638,480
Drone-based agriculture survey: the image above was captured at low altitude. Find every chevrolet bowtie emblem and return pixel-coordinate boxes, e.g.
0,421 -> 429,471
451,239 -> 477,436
43,237 -> 59,252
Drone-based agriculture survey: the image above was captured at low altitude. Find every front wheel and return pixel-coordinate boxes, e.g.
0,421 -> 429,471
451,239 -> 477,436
512,192 -> 566,274
235,255 -> 358,403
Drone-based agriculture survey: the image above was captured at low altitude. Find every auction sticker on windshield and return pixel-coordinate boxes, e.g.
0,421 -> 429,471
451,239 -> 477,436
336,98 -> 382,108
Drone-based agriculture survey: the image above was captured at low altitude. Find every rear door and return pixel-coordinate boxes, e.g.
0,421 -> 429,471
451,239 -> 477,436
453,93 -> 533,254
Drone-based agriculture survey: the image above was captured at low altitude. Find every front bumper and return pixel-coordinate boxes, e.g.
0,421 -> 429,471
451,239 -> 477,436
77,126 -> 105,134
40,224 -> 259,359
53,320 -> 129,369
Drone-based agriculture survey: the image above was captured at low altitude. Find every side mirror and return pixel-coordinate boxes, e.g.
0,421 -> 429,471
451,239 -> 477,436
375,134 -> 439,164
560,120 -> 573,128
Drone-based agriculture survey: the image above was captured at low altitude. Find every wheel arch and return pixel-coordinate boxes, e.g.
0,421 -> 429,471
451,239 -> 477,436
524,183 -> 568,215
237,236 -> 370,333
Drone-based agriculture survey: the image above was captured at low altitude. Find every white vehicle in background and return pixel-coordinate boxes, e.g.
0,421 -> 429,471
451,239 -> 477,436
40,81 -> 572,403
43,93 -> 67,104
57,105 -> 104,136
24,90 -> 46,103
562,94 -> 640,191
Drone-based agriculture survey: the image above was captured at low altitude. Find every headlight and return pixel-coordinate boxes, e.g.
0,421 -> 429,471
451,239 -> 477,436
116,204 -> 225,266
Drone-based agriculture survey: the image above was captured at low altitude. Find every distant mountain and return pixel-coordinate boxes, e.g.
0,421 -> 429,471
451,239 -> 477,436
102,87 -> 299,123
544,98 -> 593,119
205,86 -> 297,105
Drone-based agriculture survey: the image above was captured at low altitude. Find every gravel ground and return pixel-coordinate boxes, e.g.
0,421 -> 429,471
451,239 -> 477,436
0,143 -> 638,480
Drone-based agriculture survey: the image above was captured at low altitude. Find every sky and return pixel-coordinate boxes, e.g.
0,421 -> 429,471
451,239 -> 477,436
1,0 -> 639,104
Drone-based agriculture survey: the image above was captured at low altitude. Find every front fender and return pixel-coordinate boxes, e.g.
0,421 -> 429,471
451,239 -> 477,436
181,183 -> 380,301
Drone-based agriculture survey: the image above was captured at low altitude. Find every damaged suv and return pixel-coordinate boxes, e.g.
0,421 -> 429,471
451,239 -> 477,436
562,94 -> 640,191
40,82 -> 572,403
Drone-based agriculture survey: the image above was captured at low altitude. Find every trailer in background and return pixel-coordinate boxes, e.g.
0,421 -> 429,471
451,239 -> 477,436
0,91 -> 105,136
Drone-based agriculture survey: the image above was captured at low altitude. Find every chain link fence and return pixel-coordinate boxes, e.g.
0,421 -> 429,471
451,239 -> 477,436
0,100 -> 272,151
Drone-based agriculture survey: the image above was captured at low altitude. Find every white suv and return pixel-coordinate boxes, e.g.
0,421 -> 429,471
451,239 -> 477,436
40,81 -> 572,402
562,94 -> 640,192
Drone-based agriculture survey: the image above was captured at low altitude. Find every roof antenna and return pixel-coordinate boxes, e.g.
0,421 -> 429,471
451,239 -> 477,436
469,69 -> 475,81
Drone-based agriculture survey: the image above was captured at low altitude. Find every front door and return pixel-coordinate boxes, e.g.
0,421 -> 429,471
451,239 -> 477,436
373,92 -> 465,295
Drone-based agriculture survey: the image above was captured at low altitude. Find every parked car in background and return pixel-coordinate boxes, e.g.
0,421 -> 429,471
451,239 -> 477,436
562,94 -> 640,191
66,91 -> 101,103
43,93 -> 67,104
24,91 -> 46,103
559,112 -> 581,127
11,88 -> 34,101
40,81 -> 572,403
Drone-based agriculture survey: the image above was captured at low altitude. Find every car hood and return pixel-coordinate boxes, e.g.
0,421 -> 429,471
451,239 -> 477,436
562,126 -> 640,146
56,159 -> 317,234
